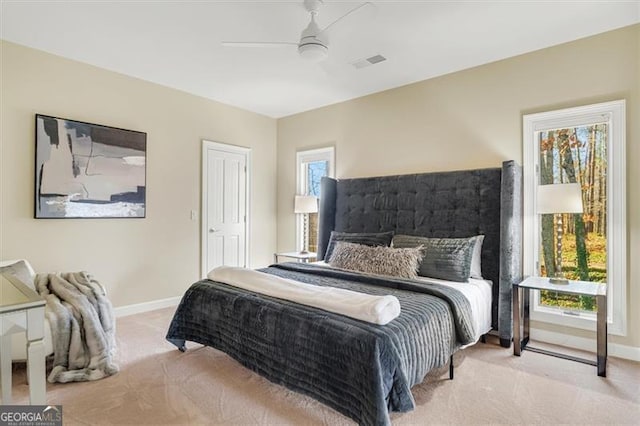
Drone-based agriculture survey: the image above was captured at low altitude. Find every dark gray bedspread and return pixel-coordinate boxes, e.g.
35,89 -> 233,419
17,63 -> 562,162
166,263 -> 475,426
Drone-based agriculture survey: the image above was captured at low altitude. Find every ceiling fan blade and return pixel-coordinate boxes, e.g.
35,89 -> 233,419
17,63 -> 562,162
221,41 -> 298,48
317,2 -> 375,36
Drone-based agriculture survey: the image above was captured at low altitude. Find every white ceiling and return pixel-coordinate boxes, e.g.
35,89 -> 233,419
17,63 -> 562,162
1,1 -> 638,118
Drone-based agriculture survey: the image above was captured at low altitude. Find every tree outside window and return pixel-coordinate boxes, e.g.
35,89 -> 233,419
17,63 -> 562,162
538,125 -> 607,312
305,160 -> 328,252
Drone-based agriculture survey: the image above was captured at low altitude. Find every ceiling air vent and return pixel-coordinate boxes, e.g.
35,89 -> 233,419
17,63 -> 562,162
351,54 -> 387,69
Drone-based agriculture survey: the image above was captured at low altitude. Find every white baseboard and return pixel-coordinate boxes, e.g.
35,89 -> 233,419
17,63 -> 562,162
114,296 -> 181,318
531,327 -> 640,362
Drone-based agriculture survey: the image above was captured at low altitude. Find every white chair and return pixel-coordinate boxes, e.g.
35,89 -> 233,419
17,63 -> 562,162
0,259 -> 54,361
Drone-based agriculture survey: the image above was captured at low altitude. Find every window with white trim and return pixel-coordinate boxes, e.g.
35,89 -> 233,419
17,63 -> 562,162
523,100 -> 626,335
296,147 -> 335,253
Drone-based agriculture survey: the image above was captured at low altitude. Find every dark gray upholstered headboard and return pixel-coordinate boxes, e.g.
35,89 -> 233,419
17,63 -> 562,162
317,160 -> 522,347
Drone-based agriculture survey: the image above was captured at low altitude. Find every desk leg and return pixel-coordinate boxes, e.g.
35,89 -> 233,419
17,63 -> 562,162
26,308 -> 46,405
26,341 -> 46,404
513,284 -> 521,356
596,294 -> 607,377
0,332 -> 12,404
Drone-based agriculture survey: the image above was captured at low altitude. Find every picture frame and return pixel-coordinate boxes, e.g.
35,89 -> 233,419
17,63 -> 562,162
35,114 -> 147,218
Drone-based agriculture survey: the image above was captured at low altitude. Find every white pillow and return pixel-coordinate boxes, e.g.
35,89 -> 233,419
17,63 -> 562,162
0,259 -> 36,276
470,235 -> 484,279
0,259 -> 36,289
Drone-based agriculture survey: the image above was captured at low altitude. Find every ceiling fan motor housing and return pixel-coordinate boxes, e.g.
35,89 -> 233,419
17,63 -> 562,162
298,11 -> 328,61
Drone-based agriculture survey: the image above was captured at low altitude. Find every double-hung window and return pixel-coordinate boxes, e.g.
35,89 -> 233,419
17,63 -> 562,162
523,100 -> 626,335
296,147 -> 335,253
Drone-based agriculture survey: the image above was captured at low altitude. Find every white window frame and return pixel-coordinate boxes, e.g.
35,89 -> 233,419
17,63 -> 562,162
295,146 -> 335,252
523,100 -> 626,336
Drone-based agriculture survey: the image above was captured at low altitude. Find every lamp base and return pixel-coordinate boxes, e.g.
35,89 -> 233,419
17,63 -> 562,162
548,277 -> 570,285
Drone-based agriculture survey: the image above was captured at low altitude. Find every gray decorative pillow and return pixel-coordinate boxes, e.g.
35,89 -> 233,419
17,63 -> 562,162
0,260 -> 35,289
324,231 -> 394,261
392,235 -> 477,282
328,241 -> 424,279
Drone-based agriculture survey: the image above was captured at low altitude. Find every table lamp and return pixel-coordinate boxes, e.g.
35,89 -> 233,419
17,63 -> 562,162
294,195 -> 318,254
537,182 -> 584,284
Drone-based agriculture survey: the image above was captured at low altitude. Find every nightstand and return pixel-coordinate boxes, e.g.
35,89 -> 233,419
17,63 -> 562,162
513,276 -> 607,377
273,251 -> 317,263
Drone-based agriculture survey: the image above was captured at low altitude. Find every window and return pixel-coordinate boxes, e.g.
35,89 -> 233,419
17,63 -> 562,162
296,147 -> 335,253
523,100 -> 626,335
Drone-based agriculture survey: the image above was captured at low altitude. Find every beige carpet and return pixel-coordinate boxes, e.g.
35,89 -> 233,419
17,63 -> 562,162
9,307 -> 640,425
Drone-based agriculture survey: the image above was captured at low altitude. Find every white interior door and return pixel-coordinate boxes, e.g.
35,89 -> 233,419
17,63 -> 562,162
202,141 -> 249,277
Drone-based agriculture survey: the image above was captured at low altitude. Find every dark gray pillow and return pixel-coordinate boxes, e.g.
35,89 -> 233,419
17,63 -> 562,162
0,260 -> 35,289
329,242 -> 424,279
392,235 -> 477,282
324,231 -> 394,261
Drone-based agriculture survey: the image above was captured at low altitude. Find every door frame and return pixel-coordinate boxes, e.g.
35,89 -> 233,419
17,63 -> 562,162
201,140 -> 251,278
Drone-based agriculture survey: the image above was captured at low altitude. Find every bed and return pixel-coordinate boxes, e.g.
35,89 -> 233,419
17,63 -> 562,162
166,160 -> 522,425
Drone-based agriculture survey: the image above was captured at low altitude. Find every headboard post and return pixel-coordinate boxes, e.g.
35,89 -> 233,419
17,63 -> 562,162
499,160 -> 523,347
318,176 -> 337,261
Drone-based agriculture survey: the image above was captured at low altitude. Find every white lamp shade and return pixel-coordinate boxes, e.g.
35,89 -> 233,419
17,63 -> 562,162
294,195 -> 318,214
537,183 -> 584,214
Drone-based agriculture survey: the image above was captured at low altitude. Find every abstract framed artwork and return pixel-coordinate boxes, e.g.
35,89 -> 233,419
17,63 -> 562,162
35,114 -> 147,218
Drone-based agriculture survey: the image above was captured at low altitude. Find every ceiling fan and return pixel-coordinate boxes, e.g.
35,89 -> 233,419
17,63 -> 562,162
222,0 -> 373,62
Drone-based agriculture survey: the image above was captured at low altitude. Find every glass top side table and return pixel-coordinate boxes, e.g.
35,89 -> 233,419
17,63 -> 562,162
273,251 -> 317,263
513,276 -> 607,377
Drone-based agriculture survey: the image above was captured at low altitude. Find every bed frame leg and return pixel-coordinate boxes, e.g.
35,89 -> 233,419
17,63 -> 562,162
480,334 -> 486,344
449,355 -> 454,380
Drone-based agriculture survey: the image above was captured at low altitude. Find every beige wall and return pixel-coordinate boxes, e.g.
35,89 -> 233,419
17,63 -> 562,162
0,41 -> 277,308
2,24 -> 638,349
277,25 -> 639,349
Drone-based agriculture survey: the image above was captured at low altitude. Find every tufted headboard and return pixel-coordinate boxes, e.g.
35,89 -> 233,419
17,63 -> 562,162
317,160 -> 522,347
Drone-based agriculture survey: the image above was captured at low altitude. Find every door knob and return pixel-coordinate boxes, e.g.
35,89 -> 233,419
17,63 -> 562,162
209,228 -> 219,233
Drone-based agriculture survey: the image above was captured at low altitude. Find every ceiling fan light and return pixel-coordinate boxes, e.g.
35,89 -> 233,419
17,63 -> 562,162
298,43 -> 328,61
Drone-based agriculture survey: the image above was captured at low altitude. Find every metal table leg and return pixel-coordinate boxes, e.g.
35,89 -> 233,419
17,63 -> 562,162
513,284 -> 521,356
523,287 -> 530,349
596,294 -> 607,377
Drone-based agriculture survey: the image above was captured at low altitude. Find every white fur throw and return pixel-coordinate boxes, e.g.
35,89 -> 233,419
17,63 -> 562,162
329,242 -> 424,279
35,272 -> 118,383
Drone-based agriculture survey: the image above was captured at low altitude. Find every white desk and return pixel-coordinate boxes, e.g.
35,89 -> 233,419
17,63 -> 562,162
0,273 -> 46,404
513,276 -> 607,377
